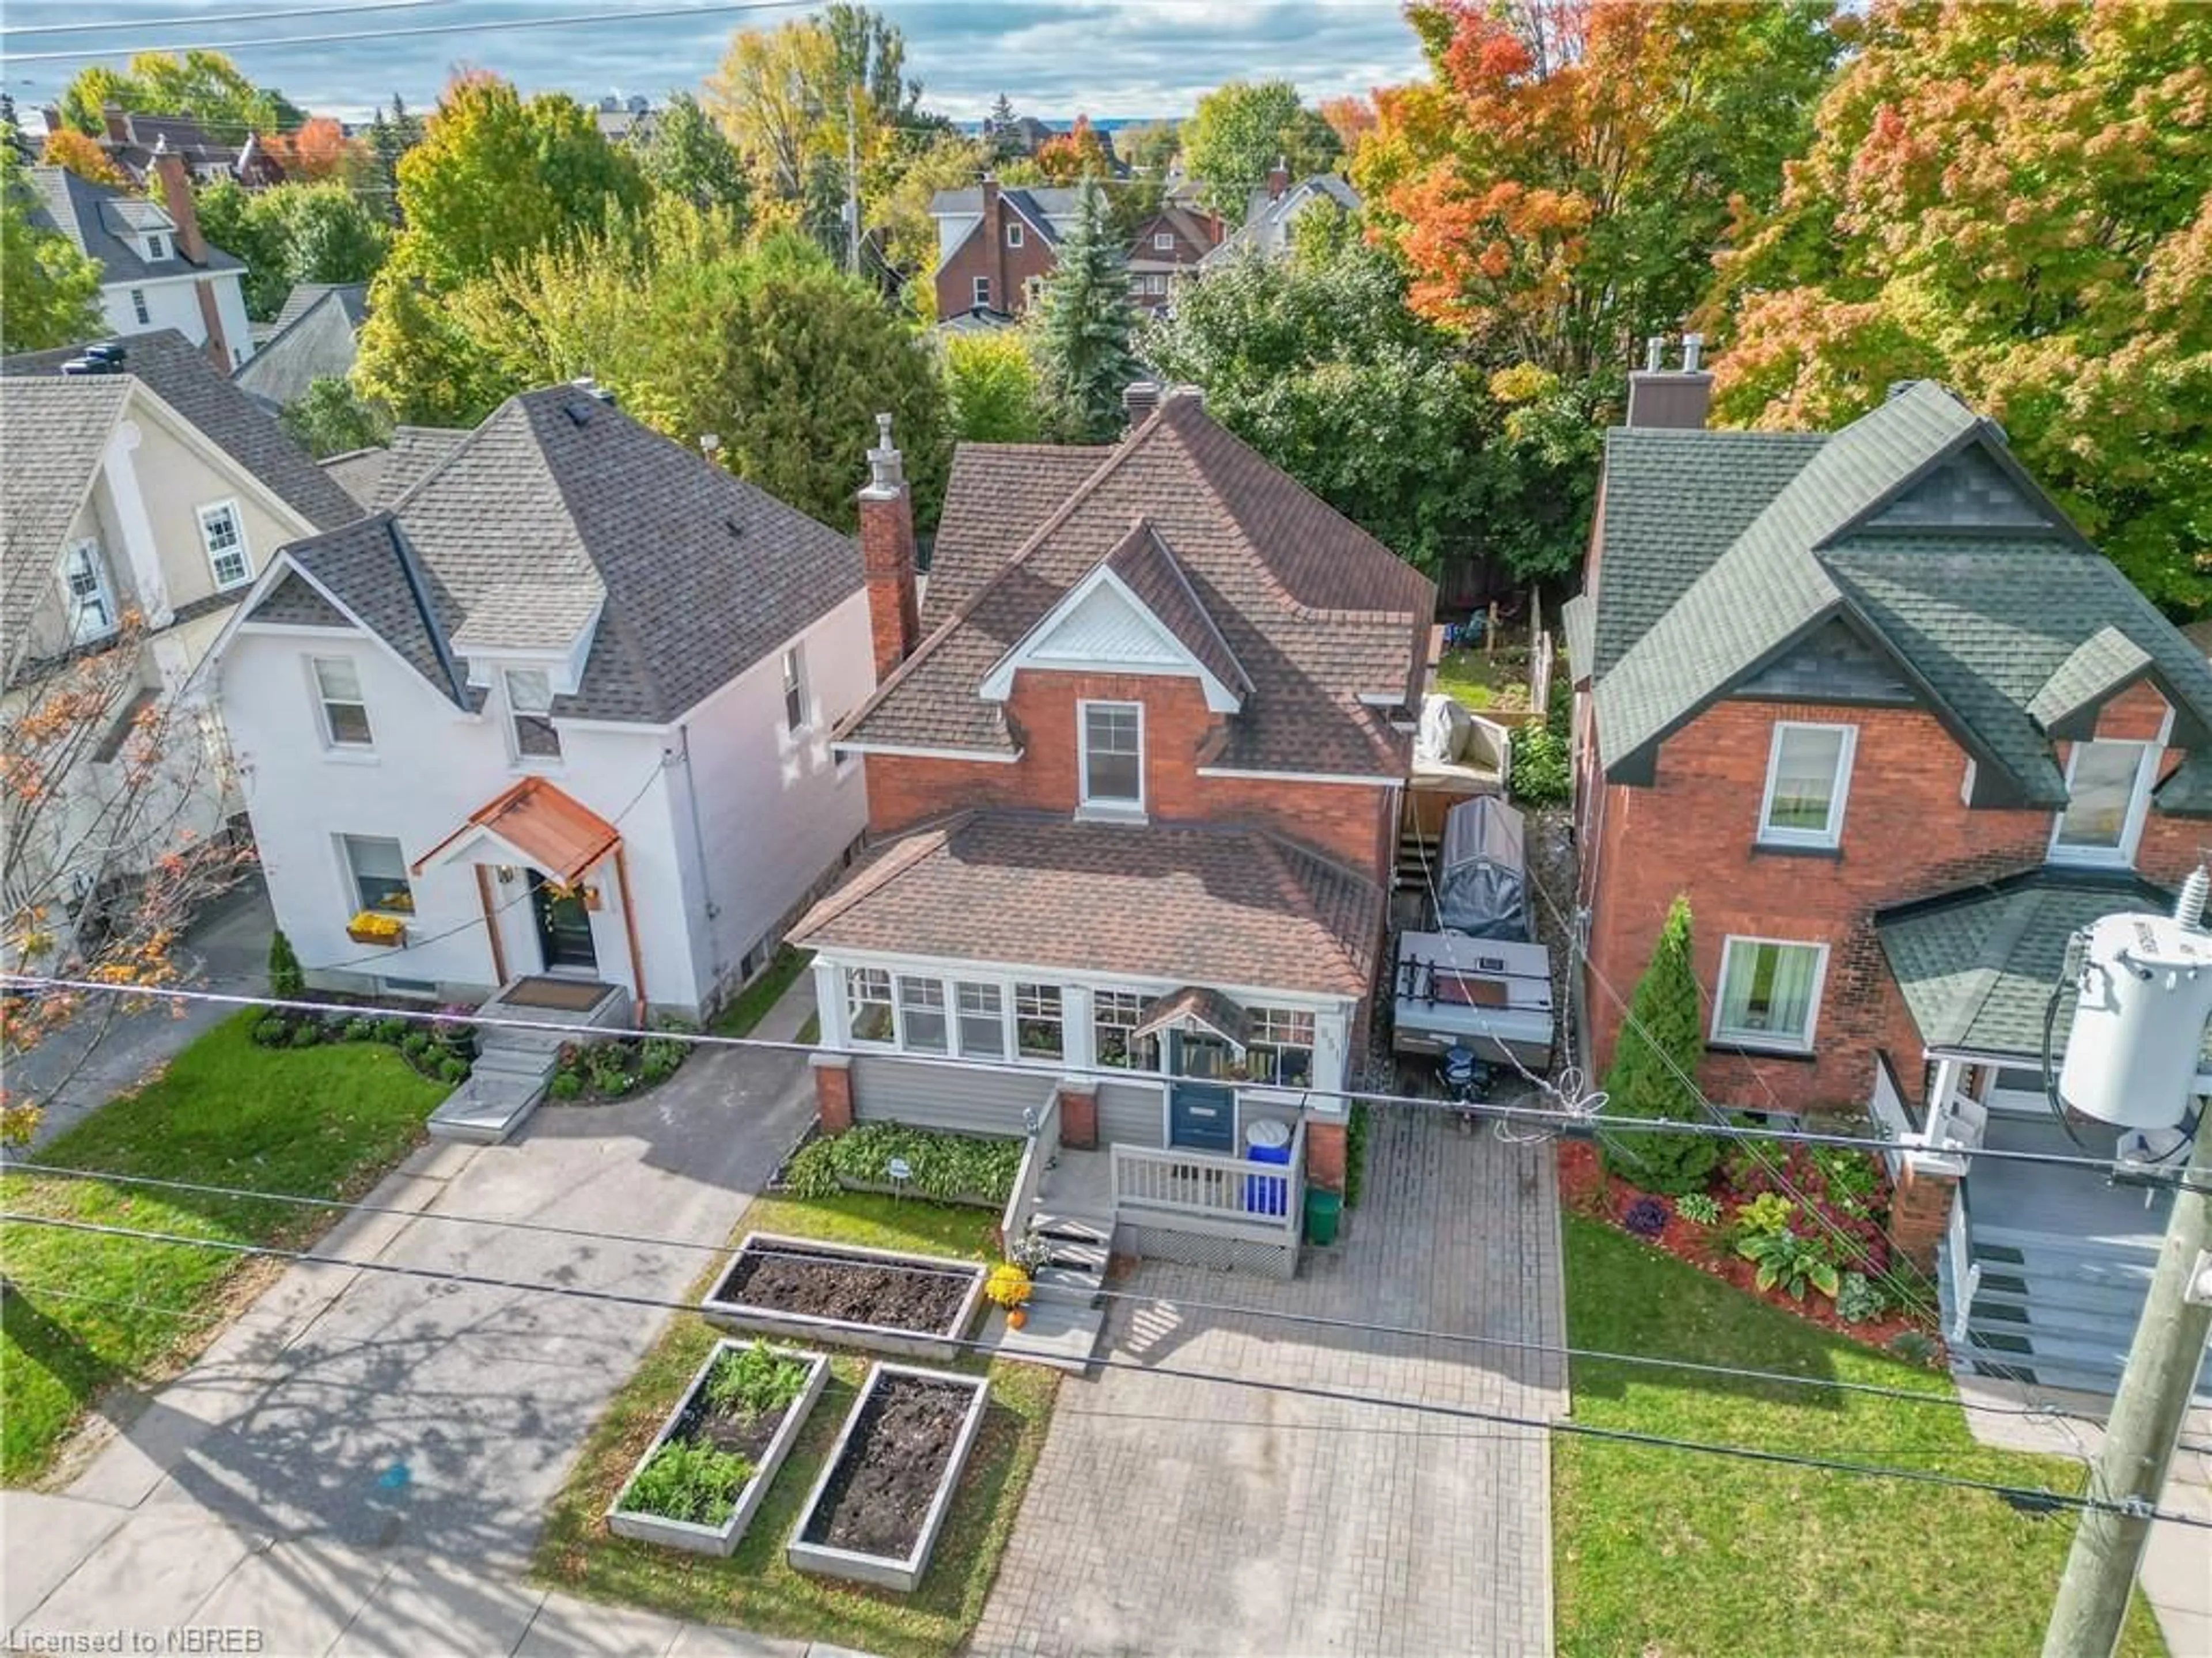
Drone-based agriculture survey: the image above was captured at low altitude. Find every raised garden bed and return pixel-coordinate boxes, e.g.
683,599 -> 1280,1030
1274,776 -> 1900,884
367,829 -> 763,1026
786,1363 -> 991,1593
701,1232 -> 987,1363
605,1340 -> 829,1557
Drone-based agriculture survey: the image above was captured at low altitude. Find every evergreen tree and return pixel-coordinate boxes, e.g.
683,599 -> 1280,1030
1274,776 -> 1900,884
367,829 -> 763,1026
267,929 -> 305,999
1035,182 -> 1140,443
1598,895 -> 1717,1196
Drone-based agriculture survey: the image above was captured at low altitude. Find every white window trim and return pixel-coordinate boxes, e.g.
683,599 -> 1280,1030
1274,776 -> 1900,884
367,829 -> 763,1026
1005,222 -> 1024,249
1711,936 -> 1829,1054
62,540 -> 119,644
1756,720 -> 1855,849
196,498 -> 252,590
1153,231 -> 1176,250
972,275 -> 992,309
503,666 -> 562,765
145,233 -> 166,261
782,645 -> 808,734
844,965 -> 896,1049
2047,738 -> 2158,869
339,833 -> 413,919
310,654 -> 374,752
1076,698 -> 1146,819
129,289 -> 150,325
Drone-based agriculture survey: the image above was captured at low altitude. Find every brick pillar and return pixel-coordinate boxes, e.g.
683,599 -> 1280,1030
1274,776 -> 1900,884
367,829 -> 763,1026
1057,1080 -> 1097,1150
855,415 -> 919,685
1886,1152 -> 1960,1273
1305,1116 -> 1347,1194
193,279 -> 230,369
810,1051 -> 854,1136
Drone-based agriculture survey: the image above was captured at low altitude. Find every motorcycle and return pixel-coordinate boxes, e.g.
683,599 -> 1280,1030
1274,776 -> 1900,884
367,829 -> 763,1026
1441,1043 -> 1493,1132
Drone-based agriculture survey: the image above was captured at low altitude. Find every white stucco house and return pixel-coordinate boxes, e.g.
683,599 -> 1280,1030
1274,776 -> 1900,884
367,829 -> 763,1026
209,385 -> 873,1030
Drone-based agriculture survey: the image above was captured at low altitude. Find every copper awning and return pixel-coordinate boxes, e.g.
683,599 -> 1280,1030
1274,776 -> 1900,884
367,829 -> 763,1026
412,777 -> 621,886
1131,985 -> 1251,1049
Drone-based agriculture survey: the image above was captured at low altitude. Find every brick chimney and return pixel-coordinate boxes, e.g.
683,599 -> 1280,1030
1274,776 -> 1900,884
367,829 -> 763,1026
1624,332 -> 1713,430
101,102 -> 130,145
979,174 -> 1007,314
858,413 -> 920,684
1266,156 -> 1291,201
151,140 -> 207,264
1123,381 -> 1161,432
192,280 -> 232,370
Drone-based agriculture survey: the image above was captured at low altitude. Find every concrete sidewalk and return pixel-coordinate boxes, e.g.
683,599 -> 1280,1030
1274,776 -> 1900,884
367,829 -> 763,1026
1959,1377 -> 2212,1655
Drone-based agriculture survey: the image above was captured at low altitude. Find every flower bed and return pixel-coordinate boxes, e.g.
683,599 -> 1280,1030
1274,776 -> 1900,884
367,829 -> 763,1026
700,1232 -> 988,1363
248,1002 -> 475,1087
546,1026 -> 695,1103
606,1340 -> 830,1557
781,1122 -> 1026,1209
786,1363 -> 991,1593
1558,1140 -> 1931,1355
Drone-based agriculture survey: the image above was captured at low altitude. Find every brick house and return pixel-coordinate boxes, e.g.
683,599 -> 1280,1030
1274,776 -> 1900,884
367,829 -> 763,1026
791,385 -> 1432,1275
1125,204 -> 1224,312
929,181 -> 1222,323
1566,358 -> 2212,1395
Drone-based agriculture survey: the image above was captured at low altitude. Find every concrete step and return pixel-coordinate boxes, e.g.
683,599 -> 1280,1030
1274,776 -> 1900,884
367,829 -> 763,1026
997,1298 -> 1105,1372
427,1072 -> 547,1144
469,1048 -> 559,1082
1029,1265 -> 1104,1307
479,1030 -> 569,1061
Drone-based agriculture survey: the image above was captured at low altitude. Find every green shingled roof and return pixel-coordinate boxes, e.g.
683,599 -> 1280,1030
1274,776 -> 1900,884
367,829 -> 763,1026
1586,382 -> 2212,816
1877,872 -> 2175,1057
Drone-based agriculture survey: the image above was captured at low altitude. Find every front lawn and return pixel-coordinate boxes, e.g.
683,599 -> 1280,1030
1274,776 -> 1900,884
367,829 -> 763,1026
535,1189 -> 1051,1658
1,1011 -> 442,1485
1434,644 -> 1533,715
1553,1217 -> 2165,1657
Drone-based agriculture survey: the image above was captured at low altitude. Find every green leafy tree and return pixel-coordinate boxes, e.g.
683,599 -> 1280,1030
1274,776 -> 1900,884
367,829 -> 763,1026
944,329 -> 1043,443
192,179 -> 293,318
1,148 -> 104,351
1707,0 -> 2212,614
278,377 -> 393,458
634,92 -> 750,218
880,132 -> 987,298
1183,79 -> 1340,215
59,50 -> 297,136
1035,183 -> 1140,443
353,271 -> 506,426
1599,896 -> 1718,1197
194,180 -> 386,322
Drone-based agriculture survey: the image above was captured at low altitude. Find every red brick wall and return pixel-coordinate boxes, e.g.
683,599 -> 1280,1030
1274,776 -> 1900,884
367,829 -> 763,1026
1581,689 -> 2197,1116
934,185 -> 1060,319
863,669 -> 1400,881
858,485 -> 919,683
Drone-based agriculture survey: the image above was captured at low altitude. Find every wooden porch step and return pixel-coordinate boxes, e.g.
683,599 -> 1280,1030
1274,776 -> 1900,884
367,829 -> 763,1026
1031,1212 -> 1113,1246
1037,1239 -> 1109,1274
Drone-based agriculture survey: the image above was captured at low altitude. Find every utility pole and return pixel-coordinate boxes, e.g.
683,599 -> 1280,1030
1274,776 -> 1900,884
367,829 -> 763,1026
844,88 -> 861,280
2041,881 -> 2212,1658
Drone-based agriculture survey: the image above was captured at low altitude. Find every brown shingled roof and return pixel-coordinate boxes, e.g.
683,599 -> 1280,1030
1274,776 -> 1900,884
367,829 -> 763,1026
790,811 -> 1383,999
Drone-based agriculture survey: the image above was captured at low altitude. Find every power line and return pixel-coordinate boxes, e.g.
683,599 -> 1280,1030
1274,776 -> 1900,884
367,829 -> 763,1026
2,0 -> 820,65
16,971 -> 2189,1190
6,1205 -> 2205,1532
1,1 -> 453,39
7,1152 -> 2163,1435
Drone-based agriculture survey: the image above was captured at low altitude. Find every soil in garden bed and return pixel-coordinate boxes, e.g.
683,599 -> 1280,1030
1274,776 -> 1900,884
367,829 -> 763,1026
802,1374 -> 971,1557
719,1244 -> 971,1334
665,1382 -> 793,1468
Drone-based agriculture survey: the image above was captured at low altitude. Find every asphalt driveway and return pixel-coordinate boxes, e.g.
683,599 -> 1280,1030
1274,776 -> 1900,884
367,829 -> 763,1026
3,1038 -> 816,1653
975,1105 -> 1569,1658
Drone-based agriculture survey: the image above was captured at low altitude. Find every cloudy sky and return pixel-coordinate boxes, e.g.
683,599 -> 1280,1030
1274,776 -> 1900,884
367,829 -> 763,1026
2,0 -> 1425,124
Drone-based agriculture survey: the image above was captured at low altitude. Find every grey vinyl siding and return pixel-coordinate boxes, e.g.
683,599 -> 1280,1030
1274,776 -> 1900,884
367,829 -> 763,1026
850,1054 -> 1048,1135
1098,1078 -> 1167,1148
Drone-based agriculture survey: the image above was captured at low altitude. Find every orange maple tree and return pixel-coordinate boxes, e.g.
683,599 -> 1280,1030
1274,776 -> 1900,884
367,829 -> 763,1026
38,128 -> 126,188
260,115 -> 364,184
1033,115 -> 1112,185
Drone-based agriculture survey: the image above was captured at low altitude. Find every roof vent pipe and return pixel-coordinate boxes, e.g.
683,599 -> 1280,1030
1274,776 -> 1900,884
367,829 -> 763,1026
1681,332 -> 1703,373
1643,336 -> 1664,373
2176,864 -> 2209,931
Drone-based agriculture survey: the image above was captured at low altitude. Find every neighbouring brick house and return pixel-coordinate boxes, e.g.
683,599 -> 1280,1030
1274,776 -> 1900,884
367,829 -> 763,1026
791,385 -> 1433,1272
928,180 -> 1222,323
1566,354 -> 2212,1397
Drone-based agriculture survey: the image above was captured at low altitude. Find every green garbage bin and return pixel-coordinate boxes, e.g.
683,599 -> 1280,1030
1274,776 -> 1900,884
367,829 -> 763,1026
1304,1186 -> 1342,1246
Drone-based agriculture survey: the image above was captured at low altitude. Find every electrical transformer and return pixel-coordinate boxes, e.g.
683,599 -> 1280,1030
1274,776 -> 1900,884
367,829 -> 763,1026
2059,912 -> 2212,1130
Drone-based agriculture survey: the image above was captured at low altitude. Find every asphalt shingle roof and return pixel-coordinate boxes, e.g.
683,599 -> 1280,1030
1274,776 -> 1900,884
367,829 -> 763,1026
0,378 -> 130,650
790,810 -> 1384,998
234,287 -> 366,410
1876,871 -> 2175,1056
1586,382 -> 2212,816
271,386 -> 862,724
3,330 -> 361,533
843,395 -> 1432,777
17,166 -> 247,284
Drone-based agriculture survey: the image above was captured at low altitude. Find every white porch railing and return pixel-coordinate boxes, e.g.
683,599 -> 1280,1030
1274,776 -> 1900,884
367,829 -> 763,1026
1945,1178 -> 1980,1345
1109,1118 -> 1305,1243
999,1090 -> 1061,1248
1868,1054 -> 1915,1183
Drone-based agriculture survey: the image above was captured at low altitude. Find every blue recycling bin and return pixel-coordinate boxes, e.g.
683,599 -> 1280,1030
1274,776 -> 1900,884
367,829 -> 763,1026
1244,1118 -> 1292,1216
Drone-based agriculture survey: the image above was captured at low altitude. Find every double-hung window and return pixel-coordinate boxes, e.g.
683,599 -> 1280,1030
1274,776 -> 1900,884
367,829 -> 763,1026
62,541 -> 118,643
846,967 -> 894,1043
343,834 -> 413,915
1005,222 -> 1024,249
1247,1008 -> 1316,1087
782,646 -> 808,733
1093,990 -> 1158,1070
1714,938 -> 1826,1052
145,233 -> 167,261
129,289 -> 150,325
505,669 -> 560,759
955,982 -> 1005,1059
1758,722 -> 1854,848
1014,984 -> 1063,1061
1080,701 -> 1143,812
197,500 -> 251,589
2050,739 -> 2154,867
972,275 -> 992,309
898,976 -> 948,1053
312,656 -> 373,748
1153,230 -> 1175,251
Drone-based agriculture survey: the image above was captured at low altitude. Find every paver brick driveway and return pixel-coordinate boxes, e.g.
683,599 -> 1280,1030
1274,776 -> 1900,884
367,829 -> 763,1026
975,1105 -> 1567,1658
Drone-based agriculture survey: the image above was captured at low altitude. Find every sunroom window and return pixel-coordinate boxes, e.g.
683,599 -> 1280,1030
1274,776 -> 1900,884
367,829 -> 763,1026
846,966 -> 893,1043
1247,1007 -> 1316,1087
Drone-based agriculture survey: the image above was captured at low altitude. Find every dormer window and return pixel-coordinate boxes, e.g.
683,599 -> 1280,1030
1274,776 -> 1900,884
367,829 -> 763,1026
62,541 -> 118,644
2049,739 -> 2154,868
145,233 -> 167,261
505,669 -> 561,760
1079,700 -> 1143,815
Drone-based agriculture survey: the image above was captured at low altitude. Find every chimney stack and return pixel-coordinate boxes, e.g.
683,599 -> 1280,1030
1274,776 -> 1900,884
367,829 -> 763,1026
857,412 -> 921,684
101,102 -> 130,145
1266,156 -> 1291,201
980,173 -> 1006,316
1624,332 -> 1713,430
1123,381 -> 1161,431
151,139 -> 207,265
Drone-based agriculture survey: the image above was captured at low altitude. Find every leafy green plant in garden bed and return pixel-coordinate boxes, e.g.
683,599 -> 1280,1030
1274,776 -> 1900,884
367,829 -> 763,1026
548,1022 -> 697,1102
705,1341 -> 810,1419
625,1438 -> 756,1527
782,1122 -> 1025,1206
249,1001 -> 474,1085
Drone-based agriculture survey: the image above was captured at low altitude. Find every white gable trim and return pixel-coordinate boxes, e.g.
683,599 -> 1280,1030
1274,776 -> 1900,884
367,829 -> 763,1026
979,563 -> 1244,714
128,380 -> 319,541
1194,765 -> 1402,788
209,551 -> 437,700
831,739 -> 1022,764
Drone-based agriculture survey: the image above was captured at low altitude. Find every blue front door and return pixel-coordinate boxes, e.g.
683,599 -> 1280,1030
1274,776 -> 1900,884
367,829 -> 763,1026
1168,1029 -> 1237,1151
